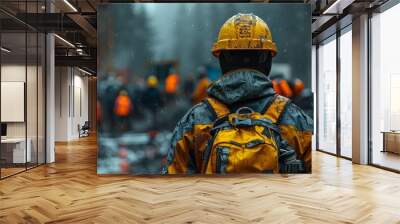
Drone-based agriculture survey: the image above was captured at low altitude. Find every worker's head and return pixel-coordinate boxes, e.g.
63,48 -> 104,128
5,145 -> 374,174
119,90 -> 128,96
218,50 -> 272,75
147,75 -> 158,87
211,13 -> 277,76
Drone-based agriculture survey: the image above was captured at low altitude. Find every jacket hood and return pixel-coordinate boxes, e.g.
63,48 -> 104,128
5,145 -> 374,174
207,69 -> 275,105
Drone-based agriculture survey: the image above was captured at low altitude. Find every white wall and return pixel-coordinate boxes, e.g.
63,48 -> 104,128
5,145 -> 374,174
1,82 -> 25,122
1,65 -> 41,137
55,67 -> 69,141
55,67 -> 89,141
72,72 -> 89,138
1,65 -> 26,140
1,64 -> 46,163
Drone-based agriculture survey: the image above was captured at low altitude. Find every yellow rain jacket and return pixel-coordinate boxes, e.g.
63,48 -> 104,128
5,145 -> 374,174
163,70 -> 313,174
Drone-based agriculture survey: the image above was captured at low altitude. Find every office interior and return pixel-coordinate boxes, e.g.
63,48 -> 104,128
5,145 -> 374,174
0,0 -> 97,179
0,0 -> 399,222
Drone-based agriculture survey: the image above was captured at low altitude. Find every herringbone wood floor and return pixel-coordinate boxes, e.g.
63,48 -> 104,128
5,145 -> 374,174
1,136 -> 400,224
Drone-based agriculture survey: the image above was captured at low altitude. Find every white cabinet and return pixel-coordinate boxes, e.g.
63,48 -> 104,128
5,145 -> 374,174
1,138 -> 32,163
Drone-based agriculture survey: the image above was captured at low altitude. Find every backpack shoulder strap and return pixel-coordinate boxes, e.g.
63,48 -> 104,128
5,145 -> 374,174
263,94 -> 290,124
204,97 -> 230,119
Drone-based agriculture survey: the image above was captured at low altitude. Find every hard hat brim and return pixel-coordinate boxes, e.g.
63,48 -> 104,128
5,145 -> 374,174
212,38 -> 277,58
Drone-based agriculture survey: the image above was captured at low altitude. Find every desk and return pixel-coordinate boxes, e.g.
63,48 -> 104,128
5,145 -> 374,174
382,131 -> 400,154
1,138 -> 31,163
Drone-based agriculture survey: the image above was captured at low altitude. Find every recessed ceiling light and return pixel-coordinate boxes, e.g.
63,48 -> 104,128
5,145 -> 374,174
54,34 -> 75,48
1,47 -> 11,53
323,0 -> 343,15
63,0 -> 78,12
322,0 -> 356,15
78,67 -> 93,76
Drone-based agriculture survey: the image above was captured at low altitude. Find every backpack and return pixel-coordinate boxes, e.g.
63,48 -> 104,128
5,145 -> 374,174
202,95 -> 290,174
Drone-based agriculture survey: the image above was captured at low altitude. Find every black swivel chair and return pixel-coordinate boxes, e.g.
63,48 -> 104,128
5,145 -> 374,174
79,121 -> 90,138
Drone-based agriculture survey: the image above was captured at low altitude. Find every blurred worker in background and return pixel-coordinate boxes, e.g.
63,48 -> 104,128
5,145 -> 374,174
142,75 -> 163,128
183,73 -> 195,97
96,100 -> 102,132
270,74 -> 293,98
164,13 -> 313,174
288,78 -> 313,118
164,68 -> 180,101
97,70 -> 122,135
289,78 -> 304,97
191,66 -> 211,104
114,89 -> 133,132
270,75 -> 313,118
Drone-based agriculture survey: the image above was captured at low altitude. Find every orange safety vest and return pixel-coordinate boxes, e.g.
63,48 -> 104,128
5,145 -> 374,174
114,95 -> 132,117
272,79 -> 293,98
165,73 -> 179,94
272,80 -> 281,95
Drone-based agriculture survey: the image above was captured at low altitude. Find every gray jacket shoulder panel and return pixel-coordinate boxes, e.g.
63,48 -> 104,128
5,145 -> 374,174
279,102 -> 313,132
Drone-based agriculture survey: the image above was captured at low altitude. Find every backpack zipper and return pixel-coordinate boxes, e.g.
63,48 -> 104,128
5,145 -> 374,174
216,147 -> 229,174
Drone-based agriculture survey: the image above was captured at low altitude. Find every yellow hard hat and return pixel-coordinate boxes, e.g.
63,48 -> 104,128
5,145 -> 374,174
147,75 -> 158,87
211,13 -> 277,57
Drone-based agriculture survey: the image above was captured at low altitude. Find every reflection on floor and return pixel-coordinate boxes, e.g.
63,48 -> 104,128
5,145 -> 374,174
373,150 -> 400,171
0,136 -> 400,223
0,163 -> 43,178
0,167 -> 25,177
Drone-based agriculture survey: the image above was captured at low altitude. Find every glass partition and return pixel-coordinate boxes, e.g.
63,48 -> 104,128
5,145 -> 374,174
339,28 -> 352,158
0,1 -> 46,179
317,35 -> 337,154
38,32 -> 45,165
27,31 -> 38,169
1,31 -> 28,177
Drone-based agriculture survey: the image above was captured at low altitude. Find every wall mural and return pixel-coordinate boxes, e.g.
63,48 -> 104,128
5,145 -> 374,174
97,3 -> 313,175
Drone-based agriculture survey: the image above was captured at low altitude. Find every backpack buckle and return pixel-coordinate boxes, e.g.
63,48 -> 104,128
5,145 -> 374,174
231,107 -> 255,127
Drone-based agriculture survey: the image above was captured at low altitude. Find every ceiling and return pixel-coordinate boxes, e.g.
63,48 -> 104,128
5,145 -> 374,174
0,0 -> 392,74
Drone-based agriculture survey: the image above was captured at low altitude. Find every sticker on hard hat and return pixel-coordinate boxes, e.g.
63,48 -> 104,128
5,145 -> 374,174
234,15 -> 254,38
